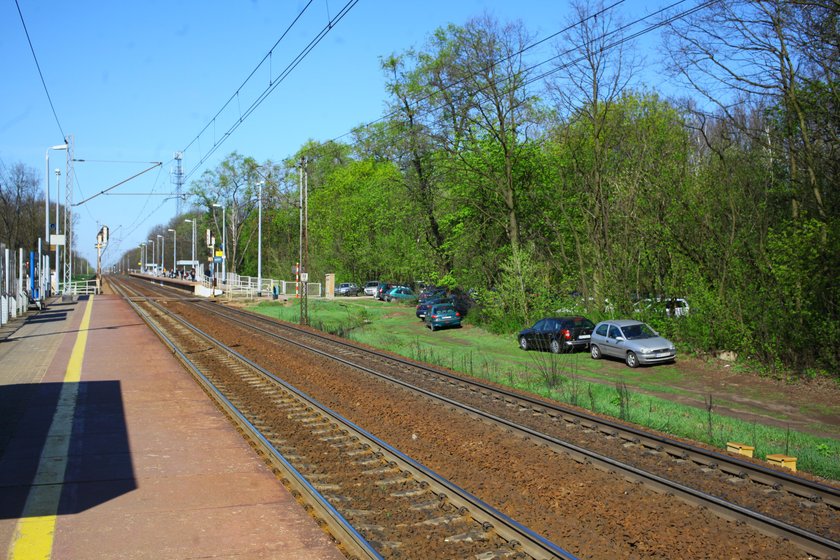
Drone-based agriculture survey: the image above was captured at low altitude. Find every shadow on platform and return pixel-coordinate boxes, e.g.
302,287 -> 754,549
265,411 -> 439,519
23,308 -> 72,325
0,380 -> 136,519
1,322 -> 145,343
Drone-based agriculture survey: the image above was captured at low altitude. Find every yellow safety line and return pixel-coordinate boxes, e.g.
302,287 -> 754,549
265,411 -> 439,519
7,296 -> 94,560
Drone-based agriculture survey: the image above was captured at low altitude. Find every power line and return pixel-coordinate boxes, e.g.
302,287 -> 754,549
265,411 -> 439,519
74,162 -> 163,206
180,0 -> 360,182
326,0 -> 715,160
181,0 -> 316,156
74,159 -> 163,164
521,0 -> 715,89
329,0 -> 631,144
13,0 -> 66,141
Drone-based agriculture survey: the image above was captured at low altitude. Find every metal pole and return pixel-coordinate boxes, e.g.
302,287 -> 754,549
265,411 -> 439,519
257,181 -> 263,297
44,143 -> 67,297
54,168 -> 61,293
185,219 -> 195,268
44,151 -> 49,296
157,234 -> 164,271
64,136 -> 74,291
222,205 -> 226,283
168,228 -> 176,272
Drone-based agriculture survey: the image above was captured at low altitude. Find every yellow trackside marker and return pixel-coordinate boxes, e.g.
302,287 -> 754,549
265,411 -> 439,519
7,297 -> 94,560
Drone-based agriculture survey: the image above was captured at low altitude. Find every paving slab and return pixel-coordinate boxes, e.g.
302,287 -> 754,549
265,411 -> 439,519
0,294 -> 345,559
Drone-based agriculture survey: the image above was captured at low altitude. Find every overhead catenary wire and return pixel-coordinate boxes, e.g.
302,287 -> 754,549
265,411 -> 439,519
180,0 -> 316,156
126,2 -> 703,254
520,0 -> 717,90
179,0 -> 361,183
74,162 -> 162,206
329,0 -> 629,144
181,0 -> 359,183
13,0 -> 66,141
330,0 -> 703,146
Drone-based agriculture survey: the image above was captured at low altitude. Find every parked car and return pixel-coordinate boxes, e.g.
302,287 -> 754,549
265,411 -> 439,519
416,296 -> 453,320
425,303 -> 462,331
363,280 -> 380,296
518,316 -> 595,354
589,319 -> 676,368
385,286 -> 417,302
335,282 -> 361,296
633,297 -> 690,318
418,286 -> 446,301
421,288 -> 473,315
658,297 -> 690,318
374,282 -> 395,300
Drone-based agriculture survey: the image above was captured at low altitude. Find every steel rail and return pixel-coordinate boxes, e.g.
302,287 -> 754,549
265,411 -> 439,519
110,279 -> 383,560
112,277 -> 577,560
170,296 -> 840,559
191,297 -> 840,508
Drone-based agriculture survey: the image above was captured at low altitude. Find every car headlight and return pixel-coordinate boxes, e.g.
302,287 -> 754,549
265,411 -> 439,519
640,347 -> 653,354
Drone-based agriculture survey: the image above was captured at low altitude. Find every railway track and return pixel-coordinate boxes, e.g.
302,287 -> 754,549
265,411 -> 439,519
111,276 -> 576,560
118,275 -> 840,559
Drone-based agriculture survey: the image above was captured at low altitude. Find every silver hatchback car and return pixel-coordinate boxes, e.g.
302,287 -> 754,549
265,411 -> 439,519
589,319 -> 676,368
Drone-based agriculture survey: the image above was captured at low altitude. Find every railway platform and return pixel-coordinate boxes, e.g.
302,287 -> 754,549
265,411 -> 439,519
0,294 -> 344,559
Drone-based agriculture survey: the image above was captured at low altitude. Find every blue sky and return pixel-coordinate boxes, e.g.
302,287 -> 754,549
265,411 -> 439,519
2,1 -> 677,267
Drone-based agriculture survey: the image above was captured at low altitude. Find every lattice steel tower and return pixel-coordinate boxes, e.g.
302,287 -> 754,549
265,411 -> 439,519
63,135 -> 74,290
172,152 -> 184,216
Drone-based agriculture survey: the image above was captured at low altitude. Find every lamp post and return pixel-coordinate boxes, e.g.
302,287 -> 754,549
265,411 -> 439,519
212,203 -> 226,283
168,228 -> 176,273
157,234 -> 164,272
148,239 -> 155,275
140,243 -> 146,273
45,143 -> 68,297
257,181 -> 264,296
184,219 -> 196,271
54,168 -> 61,293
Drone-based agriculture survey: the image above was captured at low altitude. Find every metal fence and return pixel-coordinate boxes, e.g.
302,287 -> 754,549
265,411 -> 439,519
0,244 -> 30,326
221,273 -> 322,299
67,279 -> 99,296
129,269 -> 322,300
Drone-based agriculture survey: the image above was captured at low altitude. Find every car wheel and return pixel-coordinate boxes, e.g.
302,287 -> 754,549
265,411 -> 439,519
549,339 -> 562,354
590,344 -> 601,359
626,351 -> 639,368
519,336 -> 529,351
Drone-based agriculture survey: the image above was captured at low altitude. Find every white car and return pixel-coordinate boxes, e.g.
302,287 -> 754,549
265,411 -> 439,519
634,297 -> 690,318
363,281 -> 379,296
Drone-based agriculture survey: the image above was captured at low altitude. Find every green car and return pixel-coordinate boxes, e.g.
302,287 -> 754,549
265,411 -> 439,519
385,286 -> 417,302
424,303 -> 462,331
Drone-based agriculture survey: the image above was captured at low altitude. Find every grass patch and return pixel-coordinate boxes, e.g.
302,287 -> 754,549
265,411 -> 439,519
249,298 -> 840,480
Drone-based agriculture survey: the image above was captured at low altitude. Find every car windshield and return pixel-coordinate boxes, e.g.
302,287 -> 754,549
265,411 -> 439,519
566,317 -> 594,329
434,305 -> 455,313
621,323 -> 657,339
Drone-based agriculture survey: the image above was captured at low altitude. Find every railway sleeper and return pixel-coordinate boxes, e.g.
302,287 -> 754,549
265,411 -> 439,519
444,529 -> 491,543
415,513 -> 468,527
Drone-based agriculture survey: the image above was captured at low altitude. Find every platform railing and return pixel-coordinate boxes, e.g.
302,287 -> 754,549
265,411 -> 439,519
222,273 -> 322,298
65,279 -> 99,296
